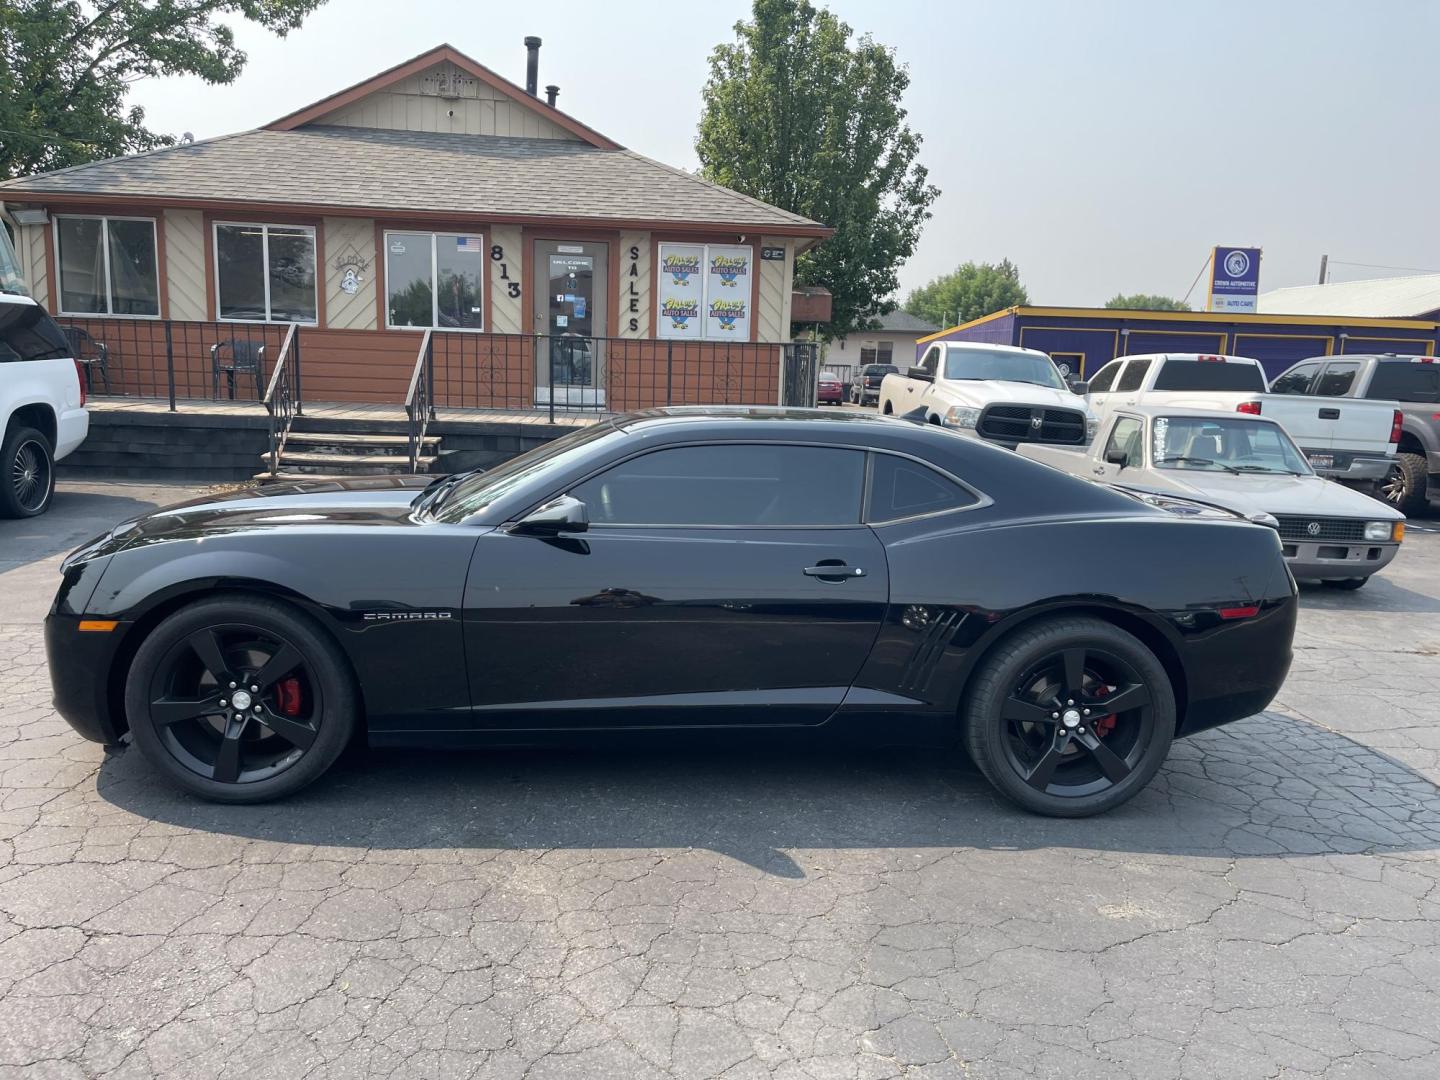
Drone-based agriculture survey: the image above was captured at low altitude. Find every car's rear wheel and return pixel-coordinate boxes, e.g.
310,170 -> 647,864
124,597 -> 357,803
1379,453 -> 1427,514
0,426 -> 54,518
963,617 -> 1175,817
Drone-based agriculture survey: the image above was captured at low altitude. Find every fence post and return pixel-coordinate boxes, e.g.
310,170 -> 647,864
665,341 -> 674,406
547,334 -> 555,424
294,326 -> 304,415
164,320 -> 176,411
427,333 -> 436,421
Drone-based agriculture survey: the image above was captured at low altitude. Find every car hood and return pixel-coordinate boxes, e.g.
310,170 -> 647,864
1133,470 -> 1404,520
83,476 -> 436,556
944,380 -> 1094,412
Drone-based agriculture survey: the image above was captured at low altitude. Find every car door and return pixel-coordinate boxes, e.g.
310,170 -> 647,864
898,345 -> 939,412
1309,360 -> 1366,458
1084,360 -> 1125,420
1089,414 -> 1145,483
1112,356 -> 1152,409
461,441 -> 890,729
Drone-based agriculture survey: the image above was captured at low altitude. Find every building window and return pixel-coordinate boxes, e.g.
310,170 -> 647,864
656,243 -> 753,341
55,215 -> 160,317
859,341 -> 894,364
214,223 -> 317,323
385,231 -> 484,330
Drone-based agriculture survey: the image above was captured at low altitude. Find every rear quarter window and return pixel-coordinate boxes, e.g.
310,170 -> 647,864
1365,362 -> 1440,403
1151,360 -> 1266,392
0,303 -> 71,363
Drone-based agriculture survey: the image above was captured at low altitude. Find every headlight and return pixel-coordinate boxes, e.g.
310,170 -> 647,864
942,406 -> 981,429
1364,521 -> 1392,541
1248,512 -> 1280,530
1086,418 -> 1099,441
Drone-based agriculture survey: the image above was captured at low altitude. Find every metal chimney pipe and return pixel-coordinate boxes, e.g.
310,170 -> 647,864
524,36 -> 541,96
545,84 -> 559,107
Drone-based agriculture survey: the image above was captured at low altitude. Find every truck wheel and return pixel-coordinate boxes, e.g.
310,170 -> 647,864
1379,453 -> 1428,514
0,426 -> 55,518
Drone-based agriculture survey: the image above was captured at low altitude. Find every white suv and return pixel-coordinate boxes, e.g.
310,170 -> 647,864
0,293 -> 89,517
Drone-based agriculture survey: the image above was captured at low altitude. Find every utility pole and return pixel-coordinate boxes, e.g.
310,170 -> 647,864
1317,254 -> 1328,284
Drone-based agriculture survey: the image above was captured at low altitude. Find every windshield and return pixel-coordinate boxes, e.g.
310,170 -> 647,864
1152,415 -> 1311,475
429,421 -> 624,522
943,348 -> 1065,389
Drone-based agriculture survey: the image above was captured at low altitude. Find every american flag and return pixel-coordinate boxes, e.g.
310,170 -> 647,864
456,236 -> 484,252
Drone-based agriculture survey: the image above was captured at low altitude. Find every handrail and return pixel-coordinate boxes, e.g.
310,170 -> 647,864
404,329 -> 434,474
263,323 -> 300,478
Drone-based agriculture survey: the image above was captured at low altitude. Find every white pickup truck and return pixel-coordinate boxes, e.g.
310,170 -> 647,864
1083,353 -> 1399,489
878,342 -> 1097,449
0,292 -> 89,517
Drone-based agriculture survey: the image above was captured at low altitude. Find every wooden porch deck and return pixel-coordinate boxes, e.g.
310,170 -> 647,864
87,395 -> 604,429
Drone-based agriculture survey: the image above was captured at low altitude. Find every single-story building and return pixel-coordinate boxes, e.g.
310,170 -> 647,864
920,306 -> 1439,381
822,309 -> 939,383
0,41 -> 830,413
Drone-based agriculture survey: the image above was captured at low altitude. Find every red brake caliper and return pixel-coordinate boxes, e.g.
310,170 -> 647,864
273,677 -> 303,717
1091,683 -> 1117,736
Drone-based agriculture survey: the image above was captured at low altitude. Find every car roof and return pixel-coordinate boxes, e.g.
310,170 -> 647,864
1118,353 -> 1263,366
0,292 -> 38,308
935,341 -> 1048,358
613,405 -> 902,433
1112,404 -> 1283,424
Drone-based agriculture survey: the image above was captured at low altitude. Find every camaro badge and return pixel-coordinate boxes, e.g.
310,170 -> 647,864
362,611 -> 453,621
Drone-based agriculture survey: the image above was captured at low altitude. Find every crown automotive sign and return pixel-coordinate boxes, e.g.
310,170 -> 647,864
1207,246 -> 1262,313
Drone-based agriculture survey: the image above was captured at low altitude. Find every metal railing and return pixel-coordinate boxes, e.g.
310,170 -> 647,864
405,329 -> 436,473
261,323 -> 301,476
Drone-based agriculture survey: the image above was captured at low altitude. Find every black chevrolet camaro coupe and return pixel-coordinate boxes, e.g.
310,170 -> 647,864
46,408 -> 1296,816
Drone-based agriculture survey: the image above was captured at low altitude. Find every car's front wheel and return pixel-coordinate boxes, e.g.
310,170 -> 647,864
124,597 -> 357,802
0,425 -> 54,518
962,617 -> 1175,817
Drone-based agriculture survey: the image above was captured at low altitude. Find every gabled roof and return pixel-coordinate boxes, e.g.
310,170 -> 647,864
266,43 -> 621,150
0,126 -> 828,235
871,309 -> 939,334
1258,274 -> 1440,319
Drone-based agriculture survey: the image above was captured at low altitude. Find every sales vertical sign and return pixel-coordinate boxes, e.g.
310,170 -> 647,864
1206,246 -> 1262,313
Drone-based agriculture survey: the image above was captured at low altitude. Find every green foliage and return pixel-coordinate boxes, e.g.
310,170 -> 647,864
904,259 -> 1029,328
0,0 -> 325,180
696,0 -> 939,339
1104,293 -> 1190,311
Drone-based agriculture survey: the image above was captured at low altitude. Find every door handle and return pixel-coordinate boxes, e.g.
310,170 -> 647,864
1092,466 -> 1107,476
1318,407 -> 1340,419
804,564 -> 865,579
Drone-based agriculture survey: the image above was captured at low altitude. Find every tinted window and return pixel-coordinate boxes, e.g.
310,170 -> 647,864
867,454 -> 976,522
1365,362 -> 1440,403
1104,417 -> 1144,465
1151,359 -> 1265,392
0,303 -> 71,363
1087,362 -> 1121,393
1315,362 -> 1360,397
1116,359 -> 1151,392
572,444 -> 865,527
1270,362 -> 1322,395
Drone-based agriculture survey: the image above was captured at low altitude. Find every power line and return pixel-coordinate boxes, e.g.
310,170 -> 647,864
1328,259 -> 1440,276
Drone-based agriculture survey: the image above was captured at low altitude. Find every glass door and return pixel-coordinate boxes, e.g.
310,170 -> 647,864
533,240 -> 608,409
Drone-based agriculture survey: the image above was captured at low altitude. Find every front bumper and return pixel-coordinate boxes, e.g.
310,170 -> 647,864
44,614 -> 129,743
1282,539 -> 1399,580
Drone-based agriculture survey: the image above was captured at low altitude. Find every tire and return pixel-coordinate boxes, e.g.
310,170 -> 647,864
0,426 -> 54,518
1379,453 -> 1428,514
124,596 -> 357,803
962,617 -> 1175,817
1322,577 -> 1367,591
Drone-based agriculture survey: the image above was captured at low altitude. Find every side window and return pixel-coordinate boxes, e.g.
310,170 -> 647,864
1104,417 -> 1144,465
1366,362 -> 1440,403
1116,358 -> 1151,392
0,303 -> 71,363
867,454 -> 977,522
1315,362 -> 1360,397
919,346 -> 941,376
571,444 -> 866,527
1087,362 -> 1121,393
1270,362 -> 1322,395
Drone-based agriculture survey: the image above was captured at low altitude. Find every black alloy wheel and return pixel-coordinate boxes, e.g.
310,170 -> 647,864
963,617 -> 1174,816
0,426 -> 54,518
125,597 -> 356,802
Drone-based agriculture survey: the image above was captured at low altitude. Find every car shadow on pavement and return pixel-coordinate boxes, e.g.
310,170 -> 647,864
0,490 -> 162,569
96,710 -> 1440,877
1297,577 -> 1440,613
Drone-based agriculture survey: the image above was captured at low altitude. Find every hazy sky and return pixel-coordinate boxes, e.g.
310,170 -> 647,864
127,0 -> 1440,307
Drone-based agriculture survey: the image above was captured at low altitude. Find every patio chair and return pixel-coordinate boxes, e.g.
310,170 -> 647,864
210,339 -> 267,401
61,326 -> 112,393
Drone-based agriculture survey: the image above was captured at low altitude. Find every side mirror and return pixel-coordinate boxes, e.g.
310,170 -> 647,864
907,366 -> 935,383
1069,380 -> 1089,395
1104,446 -> 1129,468
511,494 -> 588,536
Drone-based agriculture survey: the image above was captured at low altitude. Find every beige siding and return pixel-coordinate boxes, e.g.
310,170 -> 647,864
316,61 -> 581,141
757,236 -> 795,342
488,226 -> 523,334
163,209 -> 207,321
323,217 -> 377,330
13,223 -> 49,309
618,232 -> 651,338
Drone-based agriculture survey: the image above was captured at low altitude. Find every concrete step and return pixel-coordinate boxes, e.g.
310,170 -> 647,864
263,450 -> 436,469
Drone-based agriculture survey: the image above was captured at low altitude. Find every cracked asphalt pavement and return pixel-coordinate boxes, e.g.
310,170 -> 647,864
2,480 -> 1439,1079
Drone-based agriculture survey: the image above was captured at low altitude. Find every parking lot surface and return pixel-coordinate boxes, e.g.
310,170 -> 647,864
2,480 -> 1439,1079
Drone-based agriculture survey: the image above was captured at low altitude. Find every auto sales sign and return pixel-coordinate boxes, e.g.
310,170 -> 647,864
1206,246 -> 1262,313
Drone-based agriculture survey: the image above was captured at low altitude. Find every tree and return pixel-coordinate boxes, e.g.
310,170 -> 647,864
904,259 -> 1029,328
696,0 -> 938,338
1105,293 -> 1190,311
0,0 -> 326,181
